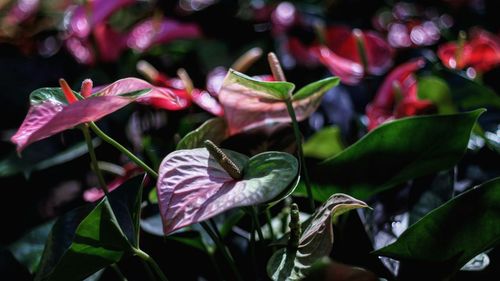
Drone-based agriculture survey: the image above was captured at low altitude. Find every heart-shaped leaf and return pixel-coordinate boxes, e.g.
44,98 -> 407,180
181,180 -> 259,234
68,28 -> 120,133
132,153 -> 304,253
374,177 -> 500,279
157,148 -> 298,234
35,176 -> 143,281
176,118 -> 229,150
267,194 -> 368,281
295,110 -> 484,201
219,69 -> 338,135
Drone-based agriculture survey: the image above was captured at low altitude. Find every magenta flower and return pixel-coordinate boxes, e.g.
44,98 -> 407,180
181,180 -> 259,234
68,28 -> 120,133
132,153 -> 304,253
365,58 -> 434,130
311,26 -> 394,85
11,78 -> 187,152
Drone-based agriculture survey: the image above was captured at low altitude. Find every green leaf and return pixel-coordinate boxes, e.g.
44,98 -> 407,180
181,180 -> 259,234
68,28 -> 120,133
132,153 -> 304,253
292,77 -> 340,100
441,69 -> 500,109
303,126 -> 344,159
0,140 -> 99,178
267,194 -> 368,281
298,110 -> 484,201
9,221 -> 55,273
417,76 -> 456,114
374,177 -> 500,278
225,69 -> 295,100
176,118 -> 229,150
29,88 -> 73,105
35,176 -> 144,281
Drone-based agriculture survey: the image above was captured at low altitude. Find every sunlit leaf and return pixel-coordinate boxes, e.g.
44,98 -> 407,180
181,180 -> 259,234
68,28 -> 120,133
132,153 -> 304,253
176,118 -> 229,150
295,110 -> 484,201
303,126 -> 344,159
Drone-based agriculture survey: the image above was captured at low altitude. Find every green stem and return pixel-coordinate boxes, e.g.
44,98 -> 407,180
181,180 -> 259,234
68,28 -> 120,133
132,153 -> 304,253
250,207 -> 265,241
284,98 -> 315,210
265,209 -> 275,241
134,248 -> 169,281
110,264 -> 128,281
139,259 -> 157,281
81,126 -> 109,195
89,122 -> 158,178
200,222 -> 243,281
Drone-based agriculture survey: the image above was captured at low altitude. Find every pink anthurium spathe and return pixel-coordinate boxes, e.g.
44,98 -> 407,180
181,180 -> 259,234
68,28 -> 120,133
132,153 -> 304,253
126,17 -> 201,52
84,163 -> 143,202
11,78 -> 186,152
437,29 -> 500,72
311,26 -> 394,85
365,58 -> 434,130
218,69 -> 339,135
157,141 -> 298,234
137,61 -> 223,116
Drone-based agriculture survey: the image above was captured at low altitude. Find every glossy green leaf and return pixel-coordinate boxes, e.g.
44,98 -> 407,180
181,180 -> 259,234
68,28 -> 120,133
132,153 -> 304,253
176,117 -> 229,150
374,177 -> 500,278
35,176 -> 143,281
0,139 -> 99,178
267,194 -> 368,281
292,77 -> 340,100
303,126 -> 344,159
225,69 -> 295,100
296,110 -> 484,201
442,69 -> 500,109
9,221 -> 55,273
417,76 -> 456,114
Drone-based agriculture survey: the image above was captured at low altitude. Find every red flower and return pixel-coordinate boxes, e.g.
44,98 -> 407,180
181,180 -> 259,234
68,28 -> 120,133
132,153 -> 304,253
365,58 -> 434,130
437,29 -> 500,72
312,26 -> 394,85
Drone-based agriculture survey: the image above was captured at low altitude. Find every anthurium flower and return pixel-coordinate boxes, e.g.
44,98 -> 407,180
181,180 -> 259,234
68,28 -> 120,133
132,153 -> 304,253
126,17 -> 201,52
365,58 -> 434,130
218,69 -> 340,135
157,141 -> 298,234
437,29 -> 500,72
84,163 -> 143,202
311,26 -> 394,85
11,78 -> 186,152
3,0 -> 40,26
137,61 -> 223,116
68,0 -> 135,38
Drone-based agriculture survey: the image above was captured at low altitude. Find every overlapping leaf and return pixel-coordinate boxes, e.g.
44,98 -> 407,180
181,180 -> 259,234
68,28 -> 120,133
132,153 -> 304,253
176,118 -> 229,150
267,194 -> 368,280
157,148 -> 298,234
374,177 -> 500,279
219,69 -> 339,135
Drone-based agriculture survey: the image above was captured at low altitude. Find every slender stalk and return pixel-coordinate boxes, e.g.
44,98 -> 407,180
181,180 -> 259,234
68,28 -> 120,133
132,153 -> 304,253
265,209 -> 275,241
250,207 -> 265,241
81,126 -> 109,195
110,264 -> 128,281
88,122 -> 158,178
268,52 -> 315,210
134,248 -> 169,281
139,259 -> 157,281
200,222 -> 243,281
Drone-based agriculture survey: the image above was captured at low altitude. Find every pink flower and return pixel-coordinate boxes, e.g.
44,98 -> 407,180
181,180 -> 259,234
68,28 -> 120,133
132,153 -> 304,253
11,78 -> 188,152
312,26 -> 394,85
365,58 -> 434,130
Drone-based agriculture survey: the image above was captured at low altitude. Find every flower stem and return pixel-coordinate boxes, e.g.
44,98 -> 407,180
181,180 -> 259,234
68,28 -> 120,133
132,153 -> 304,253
134,248 -> 169,281
110,264 -> 128,281
265,208 -> 275,241
81,125 -> 109,195
200,221 -> 243,281
88,122 -> 158,178
284,98 -> 315,210
250,207 -> 265,241
268,52 -> 315,210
